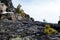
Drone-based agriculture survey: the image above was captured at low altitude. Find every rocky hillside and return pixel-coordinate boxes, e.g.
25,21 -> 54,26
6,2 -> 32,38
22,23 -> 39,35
0,20 -> 60,40
0,0 -> 60,40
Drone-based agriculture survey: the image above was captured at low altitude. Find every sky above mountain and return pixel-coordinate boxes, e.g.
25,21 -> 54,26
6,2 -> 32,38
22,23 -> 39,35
12,0 -> 60,23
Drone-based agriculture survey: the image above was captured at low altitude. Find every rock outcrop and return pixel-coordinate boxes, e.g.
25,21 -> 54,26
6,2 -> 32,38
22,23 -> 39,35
0,0 -> 60,40
0,0 -> 15,12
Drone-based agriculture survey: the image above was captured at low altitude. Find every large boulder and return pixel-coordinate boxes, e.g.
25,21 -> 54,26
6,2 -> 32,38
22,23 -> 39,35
0,0 -> 15,12
0,3 -> 7,12
0,0 -> 14,8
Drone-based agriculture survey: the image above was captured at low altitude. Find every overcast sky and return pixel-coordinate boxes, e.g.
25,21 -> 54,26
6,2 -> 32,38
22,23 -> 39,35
12,0 -> 60,23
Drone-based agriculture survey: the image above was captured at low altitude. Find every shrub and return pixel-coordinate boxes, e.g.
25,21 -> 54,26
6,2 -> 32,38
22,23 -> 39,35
44,24 -> 57,35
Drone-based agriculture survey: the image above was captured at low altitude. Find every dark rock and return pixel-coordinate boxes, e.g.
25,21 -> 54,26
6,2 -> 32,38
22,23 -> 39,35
0,0 -> 13,7
0,0 -> 15,12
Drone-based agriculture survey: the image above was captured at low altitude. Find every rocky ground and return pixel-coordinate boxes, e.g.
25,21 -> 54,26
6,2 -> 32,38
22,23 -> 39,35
0,0 -> 60,40
0,20 -> 60,40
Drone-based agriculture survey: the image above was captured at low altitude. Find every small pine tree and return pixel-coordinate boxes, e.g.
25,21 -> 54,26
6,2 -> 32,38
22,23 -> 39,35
16,4 -> 28,18
16,4 -> 21,14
